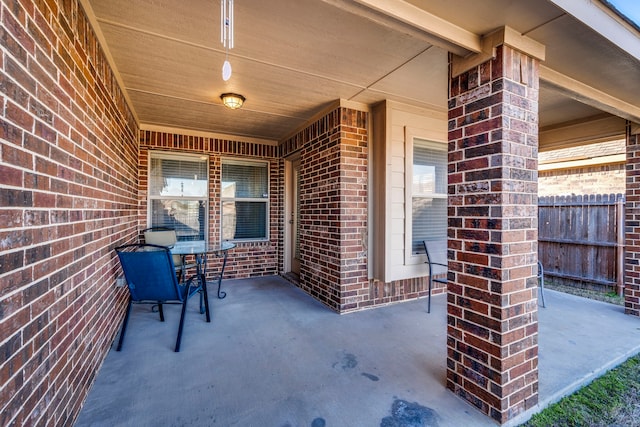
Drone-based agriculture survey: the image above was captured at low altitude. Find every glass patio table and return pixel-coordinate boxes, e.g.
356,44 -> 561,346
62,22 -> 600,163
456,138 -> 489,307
170,241 -> 236,321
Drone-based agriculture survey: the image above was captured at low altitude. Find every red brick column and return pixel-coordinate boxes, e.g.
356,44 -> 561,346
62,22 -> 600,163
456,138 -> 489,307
625,127 -> 640,316
448,45 -> 540,423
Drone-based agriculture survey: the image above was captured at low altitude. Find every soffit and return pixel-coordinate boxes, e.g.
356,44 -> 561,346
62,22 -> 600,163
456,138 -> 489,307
539,84 -> 604,128
406,0 -> 640,118
83,0 -> 639,145
529,13 -> 640,111
85,0 -> 446,142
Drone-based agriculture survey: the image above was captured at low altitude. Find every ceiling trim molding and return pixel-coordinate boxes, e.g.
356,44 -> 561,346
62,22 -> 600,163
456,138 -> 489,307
139,124 -> 279,146
540,65 -> 640,124
339,98 -> 372,113
451,26 -> 546,77
78,0 -> 139,124
345,0 -> 481,56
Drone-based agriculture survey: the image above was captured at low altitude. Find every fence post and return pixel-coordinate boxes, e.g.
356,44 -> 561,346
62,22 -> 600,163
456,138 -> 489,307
617,196 -> 625,296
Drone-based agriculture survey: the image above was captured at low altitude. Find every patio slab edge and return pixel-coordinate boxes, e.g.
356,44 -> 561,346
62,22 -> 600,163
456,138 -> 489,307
506,342 -> 640,427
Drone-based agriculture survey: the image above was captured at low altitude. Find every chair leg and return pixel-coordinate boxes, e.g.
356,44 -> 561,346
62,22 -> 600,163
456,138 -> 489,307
175,295 -> 189,352
200,272 -> 211,322
158,303 -> 165,321
116,299 -> 133,351
427,276 -> 432,314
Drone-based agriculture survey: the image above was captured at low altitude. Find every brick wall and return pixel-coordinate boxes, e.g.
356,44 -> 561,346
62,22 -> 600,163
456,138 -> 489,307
367,276 -> 445,307
0,0 -> 138,425
280,107 -> 369,312
625,130 -> 640,316
539,163 -> 624,196
448,45 -> 540,423
139,131 -> 282,281
141,110 -> 440,317
284,104 -> 448,312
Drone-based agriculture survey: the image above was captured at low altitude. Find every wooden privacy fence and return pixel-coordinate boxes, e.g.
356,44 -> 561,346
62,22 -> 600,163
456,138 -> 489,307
538,193 -> 625,294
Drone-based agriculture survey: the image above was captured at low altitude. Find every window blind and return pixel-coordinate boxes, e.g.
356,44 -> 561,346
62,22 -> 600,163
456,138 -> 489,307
150,157 -> 208,198
412,139 -> 447,254
148,154 -> 208,242
221,162 -> 268,198
221,160 -> 269,241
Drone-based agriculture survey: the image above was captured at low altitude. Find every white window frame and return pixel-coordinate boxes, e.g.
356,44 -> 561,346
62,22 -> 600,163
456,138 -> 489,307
404,128 -> 447,265
147,151 -> 209,244
221,158 -> 270,243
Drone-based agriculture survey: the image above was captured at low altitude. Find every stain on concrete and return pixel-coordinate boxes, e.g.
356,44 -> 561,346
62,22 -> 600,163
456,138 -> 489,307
332,351 -> 358,370
361,372 -> 379,381
311,417 -> 326,427
380,399 -> 439,427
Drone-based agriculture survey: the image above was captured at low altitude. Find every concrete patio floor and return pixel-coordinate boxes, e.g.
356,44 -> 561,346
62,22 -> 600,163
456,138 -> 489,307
75,276 -> 640,427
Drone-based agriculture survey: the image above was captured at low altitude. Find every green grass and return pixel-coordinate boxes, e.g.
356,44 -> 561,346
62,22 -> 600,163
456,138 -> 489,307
605,290 -> 623,299
545,282 -> 624,306
521,354 -> 640,427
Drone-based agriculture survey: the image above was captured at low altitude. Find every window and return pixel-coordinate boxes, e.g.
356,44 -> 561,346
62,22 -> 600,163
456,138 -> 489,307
410,138 -> 447,255
148,153 -> 208,242
221,159 -> 269,241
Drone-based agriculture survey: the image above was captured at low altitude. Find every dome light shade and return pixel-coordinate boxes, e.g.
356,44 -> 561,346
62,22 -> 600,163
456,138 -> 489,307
220,93 -> 245,109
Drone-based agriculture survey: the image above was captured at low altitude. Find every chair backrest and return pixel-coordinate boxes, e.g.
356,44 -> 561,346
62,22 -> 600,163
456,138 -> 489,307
115,244 -> 183,302
423,240 -> 433,262
143,228 -> 178,247
423,240 -> 447,273
144,228 -> 182,265
423,240 -> 435,276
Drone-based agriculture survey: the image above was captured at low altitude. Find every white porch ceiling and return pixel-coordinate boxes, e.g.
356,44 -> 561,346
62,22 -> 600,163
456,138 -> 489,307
82,0 -> 640,147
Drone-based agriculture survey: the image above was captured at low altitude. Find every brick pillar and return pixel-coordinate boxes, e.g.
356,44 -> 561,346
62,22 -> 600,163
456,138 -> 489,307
625,126 -> 640,316
292,107 -> 369,313
336,109 -> 369,312
448,44 -> 540,423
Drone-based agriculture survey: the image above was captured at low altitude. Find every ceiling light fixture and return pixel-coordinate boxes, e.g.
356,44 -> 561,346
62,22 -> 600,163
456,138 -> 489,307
221,0 -> 234,81
220,93 -> 245,109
